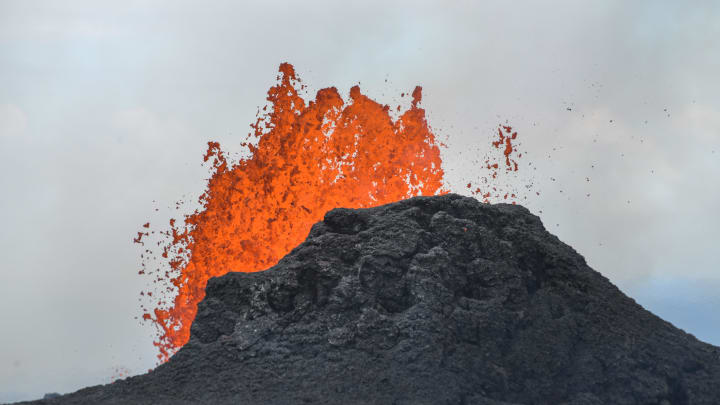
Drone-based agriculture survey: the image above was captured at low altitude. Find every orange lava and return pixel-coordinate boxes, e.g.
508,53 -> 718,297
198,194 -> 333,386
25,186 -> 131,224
141,63 -> 447,361
138,64 -> 527,362
110,366 -> 131,383
466,125 -> 522,203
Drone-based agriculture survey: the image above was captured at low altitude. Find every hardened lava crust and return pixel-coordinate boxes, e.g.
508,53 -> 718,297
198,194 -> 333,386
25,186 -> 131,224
24,194 -> 720,405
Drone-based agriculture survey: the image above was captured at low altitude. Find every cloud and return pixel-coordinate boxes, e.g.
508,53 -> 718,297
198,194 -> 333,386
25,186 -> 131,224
0,103 -> 27,138
678,103 -> 720,144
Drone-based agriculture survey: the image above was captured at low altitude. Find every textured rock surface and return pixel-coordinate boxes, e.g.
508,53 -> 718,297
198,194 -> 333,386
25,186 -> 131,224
22,194 -> 720,404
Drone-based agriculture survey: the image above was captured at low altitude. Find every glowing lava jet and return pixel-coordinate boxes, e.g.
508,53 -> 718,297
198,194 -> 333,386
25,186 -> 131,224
136,63 -> 523,362
137,63 -> 457,361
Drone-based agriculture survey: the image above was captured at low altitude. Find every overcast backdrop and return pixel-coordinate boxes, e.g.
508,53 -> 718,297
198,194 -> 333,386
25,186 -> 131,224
1,1 -> 719,402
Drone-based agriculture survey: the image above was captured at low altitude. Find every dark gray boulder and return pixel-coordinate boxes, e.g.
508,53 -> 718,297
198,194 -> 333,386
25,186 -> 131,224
24,194 -> 720,404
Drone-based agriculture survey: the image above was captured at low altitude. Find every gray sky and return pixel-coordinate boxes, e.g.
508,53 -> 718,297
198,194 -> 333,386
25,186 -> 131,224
1,1 -> 719,402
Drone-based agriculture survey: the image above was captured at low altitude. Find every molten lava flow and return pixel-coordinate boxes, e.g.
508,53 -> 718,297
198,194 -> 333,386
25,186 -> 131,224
141,63 -> 446,361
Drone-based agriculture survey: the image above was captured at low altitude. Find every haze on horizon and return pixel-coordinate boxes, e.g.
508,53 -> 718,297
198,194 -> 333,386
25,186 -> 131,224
1,1 -> 719,402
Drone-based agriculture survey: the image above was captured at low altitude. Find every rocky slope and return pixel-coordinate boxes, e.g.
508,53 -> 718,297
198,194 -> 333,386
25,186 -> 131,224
24,194 -> 720,404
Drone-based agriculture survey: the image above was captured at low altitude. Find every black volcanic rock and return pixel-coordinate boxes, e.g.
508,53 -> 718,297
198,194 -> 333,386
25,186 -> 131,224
25,194 -> 720,404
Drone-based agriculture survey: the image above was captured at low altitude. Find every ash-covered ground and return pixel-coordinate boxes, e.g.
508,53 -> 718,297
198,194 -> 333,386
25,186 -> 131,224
19,194 -> 720,404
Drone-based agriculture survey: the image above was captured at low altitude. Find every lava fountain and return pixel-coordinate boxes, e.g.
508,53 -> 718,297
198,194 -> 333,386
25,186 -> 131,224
137,63 -> 523,362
